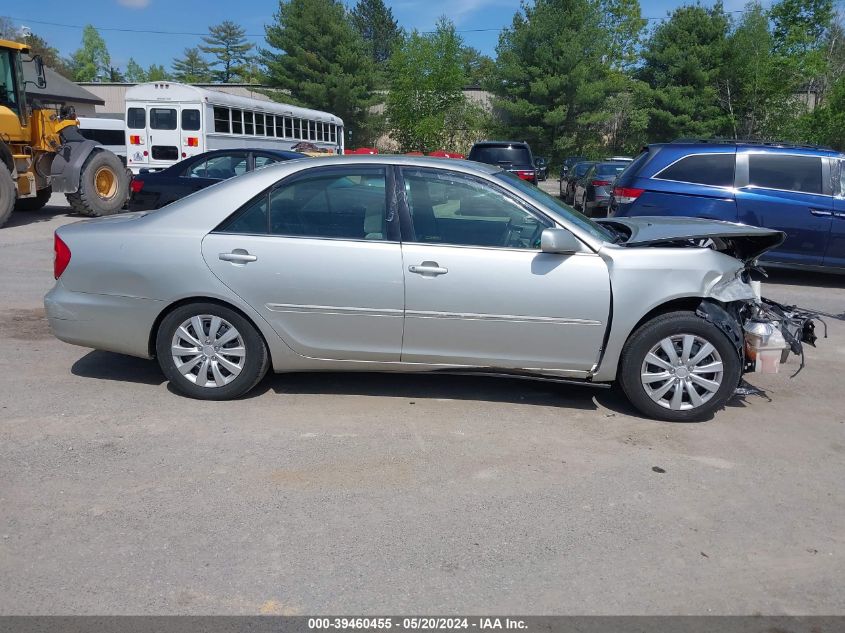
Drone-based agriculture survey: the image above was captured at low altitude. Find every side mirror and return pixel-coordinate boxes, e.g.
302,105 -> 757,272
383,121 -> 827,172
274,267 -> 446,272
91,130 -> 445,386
540,228 -> 581,254
35,56 -> 46,88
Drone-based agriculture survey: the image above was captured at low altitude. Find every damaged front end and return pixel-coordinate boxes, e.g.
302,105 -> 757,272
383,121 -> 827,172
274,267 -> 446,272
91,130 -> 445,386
697,295 -> 823,378
599,216 -> 824,377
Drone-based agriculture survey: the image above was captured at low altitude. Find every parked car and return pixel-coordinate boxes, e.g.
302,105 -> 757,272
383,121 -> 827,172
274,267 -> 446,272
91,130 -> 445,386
573,161 -> 629,216
468,141 -> 537,183
128,148 -> 306,211
609,140 -> 845,271
559,160 -> 597,204
535,157 -> 549,181
559,156 -> 587,179
45,155 -> 817,422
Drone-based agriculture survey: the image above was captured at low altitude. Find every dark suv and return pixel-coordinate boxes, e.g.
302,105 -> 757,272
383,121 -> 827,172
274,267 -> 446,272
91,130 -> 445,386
468,141 -> 537,184
609,140 -> 845,271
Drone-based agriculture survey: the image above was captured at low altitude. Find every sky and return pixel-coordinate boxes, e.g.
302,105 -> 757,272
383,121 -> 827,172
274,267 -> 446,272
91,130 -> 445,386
4,0 -> 758,72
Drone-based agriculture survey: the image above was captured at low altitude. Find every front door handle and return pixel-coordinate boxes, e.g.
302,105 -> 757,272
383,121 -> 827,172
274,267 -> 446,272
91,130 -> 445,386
810,208 -> 833,217
408,261 -> 448,276
219,250 -> 257,264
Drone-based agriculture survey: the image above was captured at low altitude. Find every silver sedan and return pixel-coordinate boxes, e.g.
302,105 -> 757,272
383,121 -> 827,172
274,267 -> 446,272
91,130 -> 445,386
45,155 -> 811,421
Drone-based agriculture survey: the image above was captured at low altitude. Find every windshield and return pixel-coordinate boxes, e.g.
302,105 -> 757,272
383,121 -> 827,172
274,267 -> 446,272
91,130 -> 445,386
494,171 -> 615,243
471,145 -> 532,166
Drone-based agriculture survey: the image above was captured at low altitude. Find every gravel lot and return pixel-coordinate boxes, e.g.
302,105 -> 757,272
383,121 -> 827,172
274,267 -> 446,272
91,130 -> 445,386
1,192 -> 843,615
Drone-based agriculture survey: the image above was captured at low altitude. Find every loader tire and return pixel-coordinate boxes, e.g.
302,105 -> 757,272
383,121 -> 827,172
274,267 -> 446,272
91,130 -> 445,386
66,150 -> 128,217
15,186 -> 52,212
0,162 -> 15,228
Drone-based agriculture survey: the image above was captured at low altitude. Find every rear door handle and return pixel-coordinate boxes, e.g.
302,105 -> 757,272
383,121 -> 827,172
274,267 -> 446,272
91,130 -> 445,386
219,250 -> 257,263
810,208 -> 833,217
833,212 -> 845,219
408,262 -> 448,276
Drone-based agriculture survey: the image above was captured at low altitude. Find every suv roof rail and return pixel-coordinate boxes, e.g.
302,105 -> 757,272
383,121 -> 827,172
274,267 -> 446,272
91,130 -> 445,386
670,137 -> 834,151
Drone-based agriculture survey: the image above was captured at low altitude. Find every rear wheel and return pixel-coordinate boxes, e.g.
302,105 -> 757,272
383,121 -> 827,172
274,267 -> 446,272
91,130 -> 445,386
66,150 -> 129,217
619,311 -> 741,422
156,302 -> 270,400
15,186 -> 52,212
0,162 -> 14,228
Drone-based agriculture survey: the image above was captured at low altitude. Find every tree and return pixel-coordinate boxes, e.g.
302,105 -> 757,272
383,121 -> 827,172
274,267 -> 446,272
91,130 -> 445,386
108,66 -> 125,82
146,64 -> 170,81
124,58 -> 147,83
717,3 -> 791,139
638,3 -> 730,141
460,47 -> 496,86
601,0 -> 647,70
263,0 -> 378,143
172,47 -> 213,83
386,17 -> 479,152
0,16 -> 20,40
491,0 -> 626,159
200,20 -> 254,83
22,32 -> 74,79
350,0 -> 403,66
69,25 -> 111,82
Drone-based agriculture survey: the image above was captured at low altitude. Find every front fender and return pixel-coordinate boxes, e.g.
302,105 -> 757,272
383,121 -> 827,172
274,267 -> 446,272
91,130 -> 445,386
49,129 -> 100,194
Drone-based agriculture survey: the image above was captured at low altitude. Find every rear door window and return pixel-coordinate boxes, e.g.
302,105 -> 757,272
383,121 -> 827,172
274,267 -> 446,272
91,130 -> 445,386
150,108 -> 177,130
656,154 -> 735,187
748,154 -> 822,194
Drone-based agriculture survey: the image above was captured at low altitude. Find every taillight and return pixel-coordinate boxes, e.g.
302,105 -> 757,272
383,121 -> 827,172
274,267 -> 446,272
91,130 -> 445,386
54,233 -> 71,279
613,186 -> 645,204
130,178 -> 144,193
515,170 -> 535,180
591,179 -> 612,187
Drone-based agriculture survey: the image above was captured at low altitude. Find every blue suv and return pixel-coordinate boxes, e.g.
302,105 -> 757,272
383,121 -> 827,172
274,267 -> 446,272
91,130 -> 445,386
609,140 -> 845,271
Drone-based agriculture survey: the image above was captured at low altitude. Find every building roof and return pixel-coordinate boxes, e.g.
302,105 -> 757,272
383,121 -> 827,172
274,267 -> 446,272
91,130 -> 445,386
23,66 -> 105,105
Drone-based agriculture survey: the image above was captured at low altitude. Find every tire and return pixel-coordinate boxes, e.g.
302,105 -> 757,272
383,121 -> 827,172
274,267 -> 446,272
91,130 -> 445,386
15,186 -> 52,212
65,150 -> 129,217
156,302 -> 270,400
619,311 -> 741,422
0,162 -> 14,228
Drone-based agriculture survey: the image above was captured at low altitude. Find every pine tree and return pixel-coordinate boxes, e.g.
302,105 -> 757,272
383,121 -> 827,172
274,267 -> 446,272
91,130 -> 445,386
172,47 -> 213,83
638,3 -> 731,141
350,0 -> 403,65
263,0 -> 377,142
146,64 -> 170,81
200,21 -> 254,83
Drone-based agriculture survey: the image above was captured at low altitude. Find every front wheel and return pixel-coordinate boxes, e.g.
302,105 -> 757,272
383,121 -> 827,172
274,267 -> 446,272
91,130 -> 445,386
66,150 -> 129,217
156,303 -> 270,400
619,311 -> 741,422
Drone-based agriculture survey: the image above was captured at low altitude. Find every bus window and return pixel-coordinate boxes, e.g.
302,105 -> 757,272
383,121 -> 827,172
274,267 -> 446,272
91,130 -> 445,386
182,109 -> 201,131
256,113 -> 265,136
274,116 -> 283,138
213,107 -> 230,133
232,110 -> 243,134
244,111 -> 254,135
329,125 -> 336,143
308,120 -> 316,141
79,128 -> 125,146
150,108 -> 177,130
127,107 -> 146,129
317,123 -> 324,141
285,118 -> 294,138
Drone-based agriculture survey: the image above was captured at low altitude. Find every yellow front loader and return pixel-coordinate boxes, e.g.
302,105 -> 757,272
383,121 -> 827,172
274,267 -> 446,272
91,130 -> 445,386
0,39 -> 129,227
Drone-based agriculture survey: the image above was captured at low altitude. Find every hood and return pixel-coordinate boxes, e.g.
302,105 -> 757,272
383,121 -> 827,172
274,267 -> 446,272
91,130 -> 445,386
597,216 -> 785,262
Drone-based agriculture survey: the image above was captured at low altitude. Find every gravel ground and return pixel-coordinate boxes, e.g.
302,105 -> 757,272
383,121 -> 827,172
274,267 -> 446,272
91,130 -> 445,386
0,193 -> 843,615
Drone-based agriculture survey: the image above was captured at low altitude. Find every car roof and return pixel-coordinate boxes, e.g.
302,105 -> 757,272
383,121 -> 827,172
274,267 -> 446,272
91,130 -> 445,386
648,140 -> 842,158
471,140 -> 531,147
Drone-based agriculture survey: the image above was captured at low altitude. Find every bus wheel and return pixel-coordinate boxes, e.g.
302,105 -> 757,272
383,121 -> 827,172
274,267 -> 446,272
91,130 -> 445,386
66,151 -> 129,217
